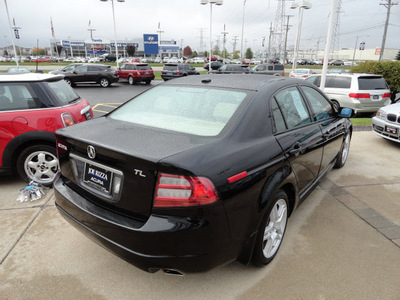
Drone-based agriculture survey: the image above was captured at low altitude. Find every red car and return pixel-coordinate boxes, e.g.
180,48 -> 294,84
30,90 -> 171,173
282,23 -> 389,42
0,73 -> 93,185
117,63 -> 154,85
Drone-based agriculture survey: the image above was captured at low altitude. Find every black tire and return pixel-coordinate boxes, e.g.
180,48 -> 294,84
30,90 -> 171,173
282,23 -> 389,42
64,78 -> 75,87
145,80 -> 151,85
128,76 -> 135,85
252,190 -> 289,267
334,132 -> 351,169
100,77 -> 110,88
16,144 -> 59,187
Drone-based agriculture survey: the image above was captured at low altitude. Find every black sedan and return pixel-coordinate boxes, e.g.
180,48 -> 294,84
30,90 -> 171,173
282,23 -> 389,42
54,75 -> 353,274
204,61 -> 224,70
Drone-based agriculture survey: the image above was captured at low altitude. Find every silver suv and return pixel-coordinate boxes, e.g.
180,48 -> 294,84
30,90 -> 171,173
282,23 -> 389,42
306,73 -> 391,114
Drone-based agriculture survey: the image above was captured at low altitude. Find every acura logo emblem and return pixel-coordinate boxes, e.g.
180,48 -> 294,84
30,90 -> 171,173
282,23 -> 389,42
87,145 -> 96,159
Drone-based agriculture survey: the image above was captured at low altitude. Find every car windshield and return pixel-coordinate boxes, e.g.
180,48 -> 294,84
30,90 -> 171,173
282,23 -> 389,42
109,86 -> 248,136
358,77 -> 388,90
46,80 -> 80,104
164,65 -> 177,71
137,65 -> 151,70
294,69 -> 308,74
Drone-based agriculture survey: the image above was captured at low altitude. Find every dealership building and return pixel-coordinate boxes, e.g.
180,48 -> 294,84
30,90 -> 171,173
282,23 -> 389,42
48,34 -> 180,58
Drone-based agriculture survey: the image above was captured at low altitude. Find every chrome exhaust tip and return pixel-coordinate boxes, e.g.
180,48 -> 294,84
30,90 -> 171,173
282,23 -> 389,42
163,269 -> 184,276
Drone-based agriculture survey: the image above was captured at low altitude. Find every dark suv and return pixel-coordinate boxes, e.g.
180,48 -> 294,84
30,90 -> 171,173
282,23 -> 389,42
252,64 -> 285,76
161,63 -> 199,81
0,73 -> 92,185
63,64 -> 119,88
212,64 -> 254,74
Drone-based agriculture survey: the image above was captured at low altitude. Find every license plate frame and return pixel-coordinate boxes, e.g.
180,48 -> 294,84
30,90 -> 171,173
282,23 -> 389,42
385,125 -> 398,135
372,95 -> 380,101
85,111 -> 92,120
84,163 -> 113,194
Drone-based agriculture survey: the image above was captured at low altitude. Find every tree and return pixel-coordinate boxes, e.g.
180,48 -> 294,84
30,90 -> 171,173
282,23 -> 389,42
54,45 -> 63,56
245,48 -> 254,59
3,50 -> 9,56
203,51 -> 209,58
183,46 -> 192,57
126,45 -> 136,57
396,49 -> 400,61
32,47 -> 45,55
213,45 -> 221,57
221,49 -> 230,59
232,50 -> 240,59
192,51 -> 198,58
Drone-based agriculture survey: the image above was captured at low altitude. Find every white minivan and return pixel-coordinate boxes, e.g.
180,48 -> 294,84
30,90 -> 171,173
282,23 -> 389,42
306,73 -> 391,114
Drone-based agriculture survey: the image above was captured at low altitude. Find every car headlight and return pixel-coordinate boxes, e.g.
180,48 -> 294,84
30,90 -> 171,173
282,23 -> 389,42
376,109 -> 387,119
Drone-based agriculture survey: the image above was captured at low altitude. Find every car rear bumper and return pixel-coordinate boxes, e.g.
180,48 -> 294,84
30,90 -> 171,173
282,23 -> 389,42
54,176 -> 236,273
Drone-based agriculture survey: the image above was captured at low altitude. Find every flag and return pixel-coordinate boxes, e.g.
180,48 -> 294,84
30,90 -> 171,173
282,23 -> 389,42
50,17 -> 55,38
13,18 -> 16,26
88,20 -> 91,27
158,22 -> 160,29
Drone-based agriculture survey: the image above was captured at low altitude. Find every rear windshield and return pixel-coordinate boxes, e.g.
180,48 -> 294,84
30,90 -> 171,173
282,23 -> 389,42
163,65 -> 177,71
109,86 -> 248,136
358,77 -> 388,90
46,80 -> 80,104
294,69 -> 308,74
137,65 -> 151,71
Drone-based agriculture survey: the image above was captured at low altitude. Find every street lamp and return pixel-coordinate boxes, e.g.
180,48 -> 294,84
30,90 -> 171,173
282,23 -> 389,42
201,0 -> 223,72
352,35 -> 369,66
290,1 -> 312,71
100,0 -> 125,69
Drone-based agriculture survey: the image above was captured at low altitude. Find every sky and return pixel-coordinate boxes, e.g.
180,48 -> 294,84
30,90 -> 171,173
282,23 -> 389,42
0,0 -> 399,55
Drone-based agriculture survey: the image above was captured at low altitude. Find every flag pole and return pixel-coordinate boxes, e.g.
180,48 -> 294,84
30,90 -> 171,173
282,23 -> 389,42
4,0 -> 19,67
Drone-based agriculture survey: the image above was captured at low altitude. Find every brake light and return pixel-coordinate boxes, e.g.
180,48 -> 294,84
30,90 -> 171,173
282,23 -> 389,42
349,93 -> 370,99
177,71 -> 180,75
302,75 -> 308,78
154,173 -> 219,207
61,113 -> 75,127
382,93 -> 391,98
282,72 -> 285,76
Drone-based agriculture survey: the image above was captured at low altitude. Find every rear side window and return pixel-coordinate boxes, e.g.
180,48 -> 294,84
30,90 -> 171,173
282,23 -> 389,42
109,86 -> 248,136
330,76 -> 351,89
0,83 -> 40,111
274,87 -> 311,129
358,77 -> 388,90
271,99 -> 286,133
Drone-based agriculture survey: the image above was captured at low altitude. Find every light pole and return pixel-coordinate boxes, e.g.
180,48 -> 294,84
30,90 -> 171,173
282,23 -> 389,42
240,0 -> 247,62
201,0 -> 223,72
3,0 -> 19,66
100,0 -> 125,69
290,1 -> 312,71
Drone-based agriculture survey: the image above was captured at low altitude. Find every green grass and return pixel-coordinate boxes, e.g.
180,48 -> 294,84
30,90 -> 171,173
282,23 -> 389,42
350,118 -> 372,126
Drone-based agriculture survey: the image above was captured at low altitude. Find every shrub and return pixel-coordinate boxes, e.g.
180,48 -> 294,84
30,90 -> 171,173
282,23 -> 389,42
350,61 -> 400,97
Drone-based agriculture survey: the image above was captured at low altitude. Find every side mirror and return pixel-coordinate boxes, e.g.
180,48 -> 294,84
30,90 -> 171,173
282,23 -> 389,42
338,107 -> 355,118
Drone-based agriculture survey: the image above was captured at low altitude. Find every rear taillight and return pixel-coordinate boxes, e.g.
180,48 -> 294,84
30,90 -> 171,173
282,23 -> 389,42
61,113 -> 75,127
382,92 -> 391,98
177,71 -> 181,75
282,72 -> 285,76
154,173 -> 219,207
349,93 -> 370,99
302,75 -> 308,78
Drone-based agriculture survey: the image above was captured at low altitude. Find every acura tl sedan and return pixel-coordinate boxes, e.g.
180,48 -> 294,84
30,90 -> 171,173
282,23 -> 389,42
54,75 -> 353,274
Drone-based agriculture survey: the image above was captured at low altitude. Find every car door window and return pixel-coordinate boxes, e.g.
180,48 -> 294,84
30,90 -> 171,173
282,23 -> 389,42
301,86 -> 334,121
219,65 -> 227,72
274,87 -> 311,129
75,66 -> 88,73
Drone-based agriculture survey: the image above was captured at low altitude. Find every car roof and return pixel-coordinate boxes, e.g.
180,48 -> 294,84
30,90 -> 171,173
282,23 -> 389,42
163,74 -> 299,91
122,63 -> 149,66
0,72 -> 64,82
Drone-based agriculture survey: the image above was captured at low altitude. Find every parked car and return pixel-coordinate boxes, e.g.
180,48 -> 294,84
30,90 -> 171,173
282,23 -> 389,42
253,63 -> 285,76
211,64 -> 254,74
54,74 -> 354,274
0,73 -> 92,185
204,61 -> 224,70
62,64 -> 119,88
161,63 -> 199,81
88,57 -> 101,63
118,63 -> 154,85
306,73 -> 391,113
329,60 -> 344,66
49,63 -> 84,75
372,102 -> 400,143
289,69 -> 315,79
313,59 -> 323,65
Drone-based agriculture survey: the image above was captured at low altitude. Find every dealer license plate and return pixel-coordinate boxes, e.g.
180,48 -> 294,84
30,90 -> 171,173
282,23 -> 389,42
372,95 -> 380,100
385,125 -> 398,135
84,163 -> 113,194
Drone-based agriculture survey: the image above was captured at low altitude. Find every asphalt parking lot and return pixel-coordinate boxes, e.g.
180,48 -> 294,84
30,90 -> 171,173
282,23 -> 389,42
1,131 -> 399,299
